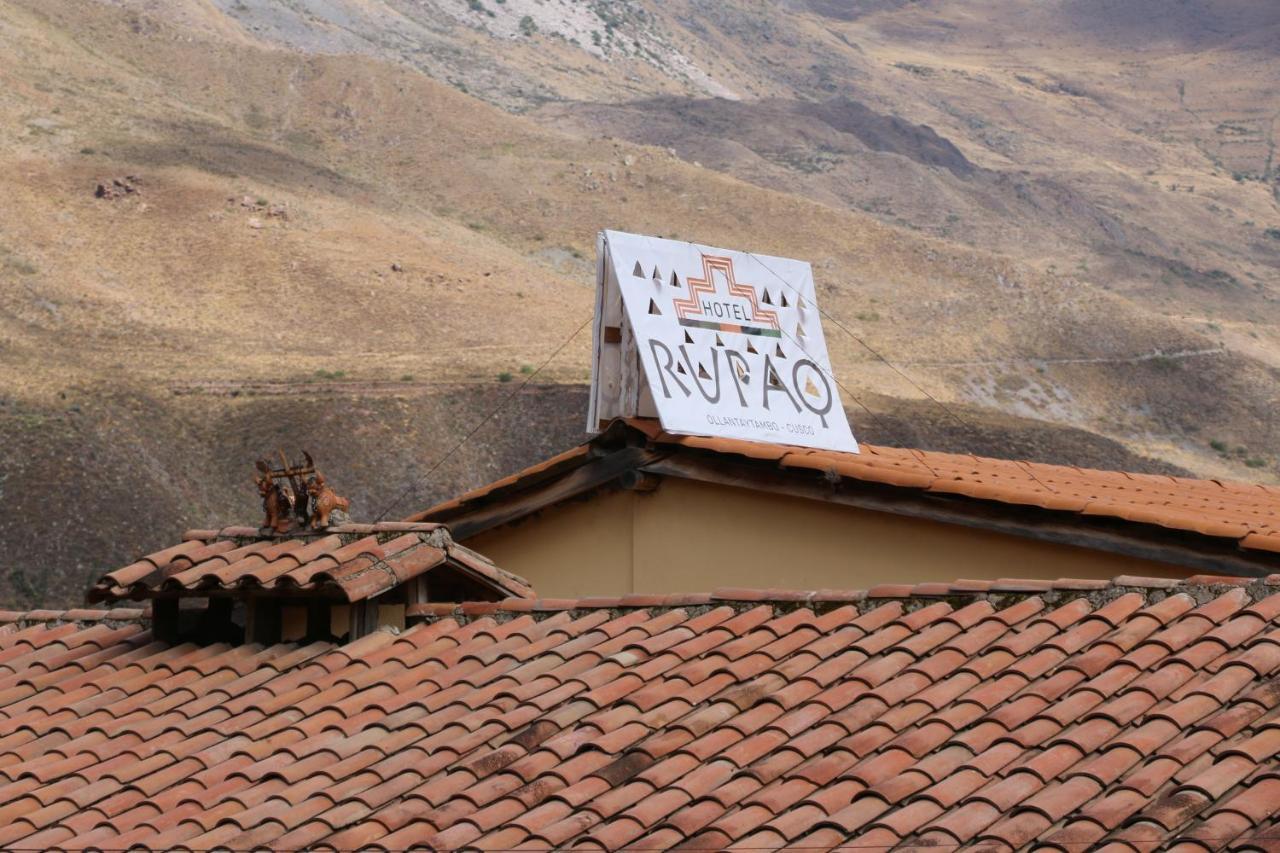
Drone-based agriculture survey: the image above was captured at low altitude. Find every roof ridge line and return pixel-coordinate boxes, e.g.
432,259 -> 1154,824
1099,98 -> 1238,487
0,607 -> 148,625
182,521 -> 445,544
37,575 -> 1280,628
405,572 -> 1280,624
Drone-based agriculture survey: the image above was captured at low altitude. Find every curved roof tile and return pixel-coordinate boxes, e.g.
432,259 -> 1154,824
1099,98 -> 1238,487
2,577 -> 1280,849
413,418 -> 1280,562
89,523 -> 533,604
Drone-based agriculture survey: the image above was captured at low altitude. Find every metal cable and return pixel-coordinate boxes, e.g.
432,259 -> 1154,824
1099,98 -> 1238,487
373,316 -> 593,522
747,252 -> 1060,495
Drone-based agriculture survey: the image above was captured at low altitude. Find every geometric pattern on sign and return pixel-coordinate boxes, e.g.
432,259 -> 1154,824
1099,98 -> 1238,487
672,254 -> 780,331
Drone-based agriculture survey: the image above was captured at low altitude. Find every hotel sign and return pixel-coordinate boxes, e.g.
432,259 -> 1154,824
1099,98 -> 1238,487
589,231 -> 858,453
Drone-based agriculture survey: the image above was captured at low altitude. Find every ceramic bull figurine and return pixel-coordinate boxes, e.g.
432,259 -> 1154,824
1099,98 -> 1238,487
306,471 -> 350,529
254,474 -> 294,534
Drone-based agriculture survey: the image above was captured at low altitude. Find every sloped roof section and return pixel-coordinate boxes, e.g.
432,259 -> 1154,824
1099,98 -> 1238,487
655,424 -> 1280,546
414,418 -> 1280,567
88,521 -> 533,603
2,577 -> 1280,849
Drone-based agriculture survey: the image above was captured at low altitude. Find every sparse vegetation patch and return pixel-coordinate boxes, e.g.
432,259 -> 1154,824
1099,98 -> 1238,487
894,62 -> 934,77
3,257 -> 37,276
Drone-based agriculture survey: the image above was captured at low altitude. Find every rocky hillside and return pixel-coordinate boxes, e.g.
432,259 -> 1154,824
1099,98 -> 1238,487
1,0 -> 1277,605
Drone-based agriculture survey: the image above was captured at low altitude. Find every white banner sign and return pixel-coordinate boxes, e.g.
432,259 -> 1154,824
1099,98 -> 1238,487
593,230 -> 858,453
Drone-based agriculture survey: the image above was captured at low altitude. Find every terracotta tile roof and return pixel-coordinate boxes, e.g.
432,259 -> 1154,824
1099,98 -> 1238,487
5,577 -> 1280,849
430,444 -> 593,516
88,522 -> 533,603
634,419 -> 1280,548
414,418 -> 1280,560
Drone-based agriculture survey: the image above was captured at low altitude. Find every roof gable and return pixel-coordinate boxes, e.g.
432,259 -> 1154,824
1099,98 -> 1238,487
414,418 -> 1280,575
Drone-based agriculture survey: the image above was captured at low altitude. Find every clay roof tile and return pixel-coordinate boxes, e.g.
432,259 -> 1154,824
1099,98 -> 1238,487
415,419 -> 1280,571
5,576 -> 1280,847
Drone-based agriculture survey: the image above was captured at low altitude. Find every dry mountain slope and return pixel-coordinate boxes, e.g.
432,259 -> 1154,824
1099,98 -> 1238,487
0,0 -> 1277,605
165,0 -> 1280,469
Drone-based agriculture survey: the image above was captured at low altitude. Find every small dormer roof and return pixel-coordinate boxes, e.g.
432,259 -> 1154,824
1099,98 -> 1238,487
88,521 -> 533,604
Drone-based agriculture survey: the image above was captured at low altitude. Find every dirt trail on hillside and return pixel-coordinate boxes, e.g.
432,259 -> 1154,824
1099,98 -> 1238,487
902,346 -> 1228,368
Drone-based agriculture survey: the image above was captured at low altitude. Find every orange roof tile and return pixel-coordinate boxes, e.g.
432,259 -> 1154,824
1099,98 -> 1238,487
412,418 -> 1280,562
88,522 -> 533,603
657,422 -> 1280,546
425,443 -> 593,517
2,577 -> 1280,848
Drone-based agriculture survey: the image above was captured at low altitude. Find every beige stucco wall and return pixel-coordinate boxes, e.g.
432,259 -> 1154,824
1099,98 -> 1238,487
466,477 -> 1191,597
468,489 -> 638,597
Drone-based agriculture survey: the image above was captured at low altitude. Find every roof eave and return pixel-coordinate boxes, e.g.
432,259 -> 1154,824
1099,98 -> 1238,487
412,421 -> 1280,579
643,451 -> 1280,579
